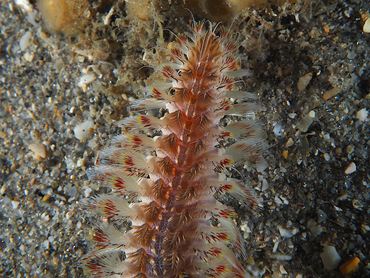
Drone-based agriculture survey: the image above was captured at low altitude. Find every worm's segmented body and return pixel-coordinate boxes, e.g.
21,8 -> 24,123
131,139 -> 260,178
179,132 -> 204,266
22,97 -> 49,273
85,22 -> 266,278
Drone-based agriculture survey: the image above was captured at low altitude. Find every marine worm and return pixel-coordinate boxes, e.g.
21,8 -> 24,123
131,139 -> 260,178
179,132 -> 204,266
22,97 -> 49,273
84,21 -> 266,278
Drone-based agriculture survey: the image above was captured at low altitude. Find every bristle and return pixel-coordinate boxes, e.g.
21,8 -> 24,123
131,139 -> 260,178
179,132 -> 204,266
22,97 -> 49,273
92,165 -> 141,193
99,148 -> 152,175
132,98 -> 167,111
155,133 -> 181,157
212,179 -> 258,209
118,115 -> 162,130
85,22 -> 266,277
92,224 -> 131,251
127,247 -> 153,274
223,103 -> 265,116
109,134 -> 155,151
88,195 -> 135,220
161,64 -> 180,81
226,138 -> 266,162
148,86 -> 172,101
84,252 -> 131,277
132,223 -> 155,247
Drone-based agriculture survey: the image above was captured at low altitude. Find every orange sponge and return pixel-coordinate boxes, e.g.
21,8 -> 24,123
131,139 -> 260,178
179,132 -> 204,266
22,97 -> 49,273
37,0 -> 90,35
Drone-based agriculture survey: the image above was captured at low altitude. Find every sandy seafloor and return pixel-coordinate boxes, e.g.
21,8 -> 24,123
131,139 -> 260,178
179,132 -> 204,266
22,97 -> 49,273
0,0 -> 369,277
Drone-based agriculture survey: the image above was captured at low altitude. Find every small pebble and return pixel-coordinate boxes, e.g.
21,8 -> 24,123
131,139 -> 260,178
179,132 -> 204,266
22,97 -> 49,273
65,186 -> 77,197
339,257 -> 360,275
356,108 -> 368,121
323,153 -> 330,161
42,195 -> 51,202
307,219 -> 323,237
344,8 -> 352,18
282,150 -> 288,159
78,73 -> 96,88
19,31 -> 32,51
84,187 -> 92,198
269,254 -> 292,261
240,223 -> 252,234
346,144 -> 355,154
279,265 -> 288,275
345,162 -> 356,174
285,138 -> 294,148
73,120 -> 94,141
364,18 -> 370,33
43,240 -> 49,249
23,52 -> 34,62
297,73 -> 312,91
323,87 -> 340,101
297,115 -> 314,132
29,142 -> 47,158
11,200 -> 20,209
278,225 -> 296,238
273,122 -> 284,136
347,51 -> 357,59
77,157 -> 86,168
308,110 -> 315,118
320,245 -> 341,270
261,179 -> 269,191
317,209 -> 328,223
15,0 -> 33,12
